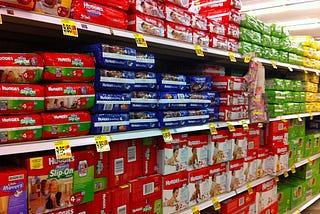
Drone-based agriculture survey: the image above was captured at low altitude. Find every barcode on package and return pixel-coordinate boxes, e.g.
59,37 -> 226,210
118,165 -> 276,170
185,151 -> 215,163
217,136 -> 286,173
117,205 -> 127,214
102,126 -> 111,133
306,170 -> 312,179
143,182 -> 154,196
114,158 -> 124,175
128,146 -> 136,162
103,104 -> 113,111
266,210 -> 270,214
239,197 -> 244,206
278,123 -> 284,130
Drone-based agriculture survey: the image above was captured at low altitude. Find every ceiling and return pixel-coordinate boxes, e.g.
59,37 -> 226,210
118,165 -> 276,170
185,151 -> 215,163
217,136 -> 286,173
241,0 -> 320,40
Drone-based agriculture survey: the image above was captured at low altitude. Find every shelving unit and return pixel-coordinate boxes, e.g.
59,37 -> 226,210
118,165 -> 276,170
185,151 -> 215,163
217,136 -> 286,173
285,193 -> 320,214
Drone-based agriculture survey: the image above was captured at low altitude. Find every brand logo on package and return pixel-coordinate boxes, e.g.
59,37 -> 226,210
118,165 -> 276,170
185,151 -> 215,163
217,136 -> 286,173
166,178 -> 180,186
2,117 -> 19,123
1,86 -> 19,91
83,2 -> 103,11
57,57 -> 72,63
1,182 -> 24,193
48,87 -> 63,92
190,175 -> 203,182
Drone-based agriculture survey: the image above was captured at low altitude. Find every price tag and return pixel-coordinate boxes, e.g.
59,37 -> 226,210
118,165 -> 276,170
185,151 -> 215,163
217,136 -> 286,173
0,15 -> 2,25
212,198 -> 221,211
316,72 -> 319,76
276,161 -> 281,173
288,66 -> 293,72
209,123 -> 218,135
29,157 -> 43,170
310,112 -> 313,120
297,114 -> 302,122
247,183 -> 253,195
280,116 -> 287,122
244,54 -> 252,63
192,206 -> 200,214
54,140 -> 72,159
134,33 -> 148,48
257,168 -> 263,178
304,70 -> 308,74
284,171 -> 289,178
258,123 -> 263,128
228,51 -> 237,62
95,135 -> 111,152
194,45 -> 204,57
271,60 -> 277,69
291,164 -> 296,173
61,19 -> 78,37
226,122 -> 235,132
308,158 -> 313,166
241,120 -> 249,131
161,129 -> 173,143
275,176 -> 279,182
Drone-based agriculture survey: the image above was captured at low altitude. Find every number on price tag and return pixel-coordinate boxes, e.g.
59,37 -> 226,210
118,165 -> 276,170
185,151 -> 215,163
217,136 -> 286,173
0,15 -> 2,25
310,112 -> 313,120
161,129 -> 173,143
304,70 -> 308,74
247,183 -> 253,195
194,45 -> 204,57
297,114 -> 302,122
61,19 -> 78,37
257,168 -> 263,178
308,158 -> 313,166
192,206 -> 200,214
226,122 -> 235,132
212,198 -> 221,211
291,164 -> 296,173
228,52 -> 237,62
29,157 -> 43,170
54,140 -> 72,159
271,60 -> 277,69
209,123 -> 218,135
241,120 -> 249,131
288,66 -> 293,72
258,123 -> 263,128
275,176 -> 279,182
134,33 -> 148,48
244,54 -> 252,63
95,135 -> 111,152
284,171 -> 289,178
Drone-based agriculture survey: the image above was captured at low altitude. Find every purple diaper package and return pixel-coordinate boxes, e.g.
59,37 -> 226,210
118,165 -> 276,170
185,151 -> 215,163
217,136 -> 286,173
92,92 -> 131,113
83,43 -> 136,69
158,110 -> 189,128
189,76 -> 213,92
134,71 -> 158,90
188,93 -> 211,109
186,109 -> 209,125
157,73 -> 188,91
91,113 -> 130,134
95,69 -> 135,91
207,107 -> 219,122
158,92 -> 189,110
136,52 -> 155,70
131,91 -> 158,110
129,111 -> 159,130
207,92 -> 220,107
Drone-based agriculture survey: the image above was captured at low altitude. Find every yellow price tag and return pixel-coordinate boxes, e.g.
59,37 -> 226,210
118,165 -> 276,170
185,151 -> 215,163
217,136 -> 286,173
212,198 -> 221,211
310,112 -> 313,120
54,140 -> 72,159
0,15 -> 2,25
271,60 -> 277,69
241,120 -> 249,131
161,129 -> 173,143
280,116 -> 287,122
308,158 -> 313,166
244,54 -> 252,63
226,122 -> 235,132
288,66 -> 293,72
316,72 -> 319,76
194,45 -> 204,57
276,162 -> 281,173
258,123 -> 263,128
61,19 -> 78,37
304,70 -> 308,74
95,135 -> 111,152
192,206 -> 200,214
209,123 -> 218,135
297,114 -> 302,122
257,168 -> 263,178
284,171 -> 289,178
134,33 -> 148,48
247,183 -> 253,195
228,51 -> 237,62
29,157 -> 43,170
291,164 -> 296,173
275,176 -> 279,182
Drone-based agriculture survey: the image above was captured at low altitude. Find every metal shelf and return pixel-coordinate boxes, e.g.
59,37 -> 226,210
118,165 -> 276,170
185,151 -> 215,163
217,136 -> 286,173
285,193 -> 320,214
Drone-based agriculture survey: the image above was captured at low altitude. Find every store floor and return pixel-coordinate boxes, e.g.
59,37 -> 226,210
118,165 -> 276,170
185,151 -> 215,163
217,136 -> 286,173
303,199 -> 320,214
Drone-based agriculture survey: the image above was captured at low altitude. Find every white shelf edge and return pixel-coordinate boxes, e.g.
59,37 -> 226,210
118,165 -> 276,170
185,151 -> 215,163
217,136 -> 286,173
286,193 -> 320,214
269,112 -> 320,122
294,153 -> 320,169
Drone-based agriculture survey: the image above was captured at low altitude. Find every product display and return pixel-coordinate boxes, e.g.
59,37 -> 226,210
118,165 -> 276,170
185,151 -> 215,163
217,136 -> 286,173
128,13 -> 165,37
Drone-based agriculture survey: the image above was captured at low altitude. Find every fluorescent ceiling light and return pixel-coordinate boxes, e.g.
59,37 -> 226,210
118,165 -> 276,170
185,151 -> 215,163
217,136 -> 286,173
242,0 -> 316,11
287,23 -> 320,30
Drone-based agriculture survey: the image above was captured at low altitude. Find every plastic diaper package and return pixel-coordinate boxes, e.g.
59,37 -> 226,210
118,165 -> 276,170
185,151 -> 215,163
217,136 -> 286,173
129,111 -> 159,130
158,92 -> 189,110
95,69 -> 135,92
131,91 -> 158,110
91,113 -> 130,134
92,92 -> 131,113
157,73 -> 188,91
133,71 -> 157,91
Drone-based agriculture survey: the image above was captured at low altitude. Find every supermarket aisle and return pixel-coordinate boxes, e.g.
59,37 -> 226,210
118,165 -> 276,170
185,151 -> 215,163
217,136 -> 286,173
303,200 -> 320,214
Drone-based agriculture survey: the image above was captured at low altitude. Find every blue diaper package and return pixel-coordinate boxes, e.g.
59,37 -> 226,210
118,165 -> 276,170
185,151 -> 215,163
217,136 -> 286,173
158,92 -> 189,110
134,71 -> 158,90
91,113 -> 130,134
129,111 -> 159,130
189,76 -> 213,92
207,92 -> 220,107
83,43 -> 136,69
158,110 -> 189,128
95,69 -> 135,91
189,93 -> 211,109
186,109 -> 209,125
92,93 -> 131,113
157,73 -> 188,91
136,52 -> 155,70
207,107 -> 220,122
131,91 -> 158,110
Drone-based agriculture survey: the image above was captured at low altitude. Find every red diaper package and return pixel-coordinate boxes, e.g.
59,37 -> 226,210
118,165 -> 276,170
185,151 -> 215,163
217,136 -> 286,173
130,0 -> 165,19
41,111 -> 91,139
34,0 -> 72,17
71,0 -> 128,29
164,3 -> 191,26
91,145 -> 109,192
128,13 -> 165,37
212,76 -> 246,91
44,83 -> 95,111
199,0 -> 242,13
0,53 -> 44,83
93,190 -> 112,214
40,52 -> 95,82
227,38 -> 239,52
219,106 -> 247,121
0,114 -> 42,144
227,23 -> 240,39
0,0 -> 35,10
88,0 -> 130,11
210,34 -> 228,50
142,137 -> 157,176
205,8 -> 241,25
207,20 -> 227,36
111,185 -> 131,214
0,84 -> 44,114
161,0 -> 190,9
193,29 -> 209,47
191,14 -> 207,31
165,22 -> 192,43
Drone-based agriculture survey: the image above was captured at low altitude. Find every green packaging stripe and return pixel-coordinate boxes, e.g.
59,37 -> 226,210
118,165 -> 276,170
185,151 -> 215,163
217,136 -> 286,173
5,128 -> 42,142
238,41 -> 252,55
0,100 -> 44,111
43,122 -> 91,133
45,67 -> 95,78
261,34 -> 272,47
73,166 -> 94,204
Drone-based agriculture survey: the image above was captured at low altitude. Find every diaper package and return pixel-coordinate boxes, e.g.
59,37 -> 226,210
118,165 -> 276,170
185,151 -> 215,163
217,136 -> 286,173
210,34 -> 228,50
40,52 -> 95,82
158,110 -> 188,128
189,76 -> 213,92
191,14 -> 208,31
158,92 -> 189,110
212,76 -> 246,91
44,83 -> 95,111
163,0 -> 190,9
208,20 -> 227,36
189,93 -> 211,109
34,0 -> 72,17
131,91 -> 158,110
128,14 -> 165,38
164,3 -> 191,26
227,38 -> 239,52
165,22 -> 193,43
0,0 -> 34,10
71,0 -> 128,29
130,0 -> 164,19
91,113 -> 130,134
41,111 -> 90,139
92,93 -> 131,113
95,69 -> 135,92
192,29 -> 210,47
186,109 -> 209,126
0,53 -> 43,83
129,111 -> 159,130
219,92 -> 248,106
88,0 -> 130,10
157,73 -> 188,91
207,92 -> 220,107
219,106 -> 247,121
133,71 -> 157,90
83,44 -> 136,69
207,107 -> 220,122
0,114 -> 42,144
0,84 -> 44,114
135,53 -> 156,70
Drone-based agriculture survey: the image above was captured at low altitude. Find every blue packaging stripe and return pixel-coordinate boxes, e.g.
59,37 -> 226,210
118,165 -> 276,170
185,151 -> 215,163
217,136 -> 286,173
134,71 -> 158,90
157,73 -> 188,91
136,53 -> 155,70
189,76 -> 213,92
131,91 -> 158,110
91,113 -> 130,134
95,69 -> 135,92
92,92 -> 131,113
